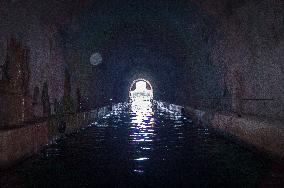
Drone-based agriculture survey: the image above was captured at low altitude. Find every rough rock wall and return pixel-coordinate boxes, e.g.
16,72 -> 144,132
193,0 -> 283,119
0,1 -> 66,121
216,0 -> 284,119
0,0 -> 282,122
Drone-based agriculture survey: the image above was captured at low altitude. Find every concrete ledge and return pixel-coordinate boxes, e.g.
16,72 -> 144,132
0,122 -> 49,167
0,110 -> 99,169
184,106 -> 284,159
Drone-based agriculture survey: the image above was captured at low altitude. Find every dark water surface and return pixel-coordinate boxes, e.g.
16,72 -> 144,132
0,102 -> 275,188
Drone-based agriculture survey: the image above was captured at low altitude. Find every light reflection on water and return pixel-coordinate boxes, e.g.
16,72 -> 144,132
130,100 -> 155,173
0,101 -> 272,188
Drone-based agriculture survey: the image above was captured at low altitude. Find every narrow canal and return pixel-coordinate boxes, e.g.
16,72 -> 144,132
0,102 -> 273,187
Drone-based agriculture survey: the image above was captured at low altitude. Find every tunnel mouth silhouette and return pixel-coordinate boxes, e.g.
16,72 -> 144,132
129,79 -> 153,104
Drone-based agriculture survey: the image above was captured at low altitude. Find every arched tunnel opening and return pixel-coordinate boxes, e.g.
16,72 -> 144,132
0,0 -> 283,187
129,79 -> 153,100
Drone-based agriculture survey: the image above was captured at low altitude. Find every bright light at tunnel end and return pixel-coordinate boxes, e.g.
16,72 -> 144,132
129,78 -> 153,103
129,78 -> 155,141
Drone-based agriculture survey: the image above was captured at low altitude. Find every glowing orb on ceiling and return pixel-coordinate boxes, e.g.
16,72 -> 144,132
90,52 -> 102,66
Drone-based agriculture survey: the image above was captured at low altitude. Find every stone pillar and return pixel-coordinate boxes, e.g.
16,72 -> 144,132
63,69 -> 73,114
41,82 -> 51,117
2,38 -> 32,126
232,70 -> 244,115
32,86 -> 42,118
76,87 -> 83,112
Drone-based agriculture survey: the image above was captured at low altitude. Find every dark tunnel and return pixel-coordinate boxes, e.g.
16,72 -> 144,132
0,0 -> 283,187
57,0 -> 223,108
